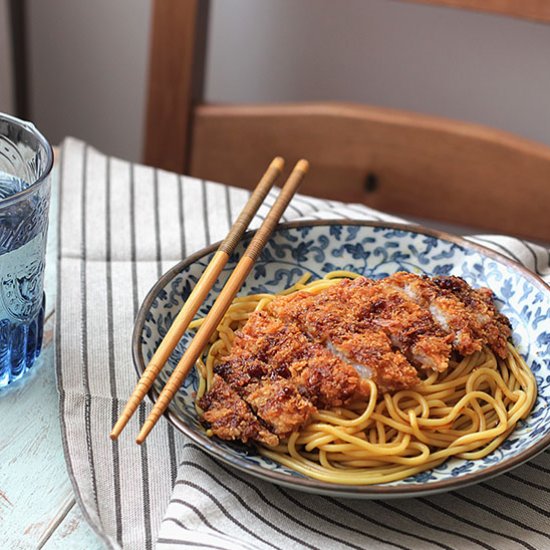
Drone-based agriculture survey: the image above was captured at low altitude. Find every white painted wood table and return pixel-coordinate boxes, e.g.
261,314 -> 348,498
0,169 -> 105,549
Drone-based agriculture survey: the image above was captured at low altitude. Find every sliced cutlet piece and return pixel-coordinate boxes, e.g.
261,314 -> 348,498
279,278 -> 421,392
212,354 -> 315,439
237,310 -> 368,414
432,276 -> 511,358
199,375 -> 279,446
302,276 -> 453,373
264,285 -> 377,399
331,331 -> 420,393
359,279 -> 454,373
211,315 -> 316,438
207,355 -> 314,440
293,344 -> 370,407
213,311 -> 366,438
245,378 -> 317,437
384,272 -> 483,357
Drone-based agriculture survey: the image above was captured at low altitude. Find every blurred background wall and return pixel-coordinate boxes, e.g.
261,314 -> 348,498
15,0 -> 550,162
0,0 -> 15,114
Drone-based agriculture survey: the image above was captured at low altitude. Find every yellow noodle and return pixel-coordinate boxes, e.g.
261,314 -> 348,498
193,272 -> 537,485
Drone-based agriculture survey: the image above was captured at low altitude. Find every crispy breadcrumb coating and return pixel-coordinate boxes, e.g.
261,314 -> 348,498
199,273 -> 512,445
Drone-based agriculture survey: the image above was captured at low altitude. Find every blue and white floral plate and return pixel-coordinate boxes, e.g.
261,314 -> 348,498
133,221 -> 550,499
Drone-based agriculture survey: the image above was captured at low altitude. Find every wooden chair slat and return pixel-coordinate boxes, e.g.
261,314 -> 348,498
401,0 -> 550,24
190,103 -> 550,241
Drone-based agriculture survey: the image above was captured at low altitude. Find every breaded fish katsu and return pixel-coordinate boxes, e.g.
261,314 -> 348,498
199,273 -> 512,446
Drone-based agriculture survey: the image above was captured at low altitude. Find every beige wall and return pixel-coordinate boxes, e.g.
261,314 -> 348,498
27,0 -> 151,160
27,0 -> 550,162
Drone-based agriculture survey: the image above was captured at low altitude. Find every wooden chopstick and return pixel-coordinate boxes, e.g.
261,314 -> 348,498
136,159 -> 309,444
110,157 -> 285,440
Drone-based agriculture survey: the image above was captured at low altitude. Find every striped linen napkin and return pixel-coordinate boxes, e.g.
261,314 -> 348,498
57,138 -> 550,550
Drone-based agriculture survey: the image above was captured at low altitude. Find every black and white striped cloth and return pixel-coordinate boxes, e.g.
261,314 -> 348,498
56,138 -> 550,550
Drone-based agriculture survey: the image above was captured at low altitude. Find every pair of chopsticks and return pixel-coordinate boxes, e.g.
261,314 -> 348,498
110,157 -> 309,444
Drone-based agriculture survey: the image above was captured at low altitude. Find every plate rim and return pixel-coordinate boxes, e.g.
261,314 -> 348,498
132,219 -> 550,498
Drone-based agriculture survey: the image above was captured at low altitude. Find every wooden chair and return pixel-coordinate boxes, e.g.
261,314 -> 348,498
143,0 -> 550,242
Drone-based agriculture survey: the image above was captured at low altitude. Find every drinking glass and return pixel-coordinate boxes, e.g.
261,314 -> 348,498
0,113 -> 53,388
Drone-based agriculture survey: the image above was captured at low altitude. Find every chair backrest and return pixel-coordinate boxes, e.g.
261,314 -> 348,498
401,0 -> 550,23
144,0 -> 550,242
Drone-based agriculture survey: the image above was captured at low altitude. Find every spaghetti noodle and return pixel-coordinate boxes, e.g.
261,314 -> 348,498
191,272 -> 537,485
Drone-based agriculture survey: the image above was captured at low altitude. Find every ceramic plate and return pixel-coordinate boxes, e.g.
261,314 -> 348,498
133,221 -> 550,498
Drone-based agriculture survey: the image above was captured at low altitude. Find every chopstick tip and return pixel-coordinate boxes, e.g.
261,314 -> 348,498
296,159 -> 309,174
270,156 -> 285,172
136,421 -> 154,444
110,416 -> 128,440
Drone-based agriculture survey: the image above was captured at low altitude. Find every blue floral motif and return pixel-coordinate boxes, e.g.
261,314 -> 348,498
450,461 -> 476,477
334,243 -> 370,260
432,264 -> 453,276
136,222 -> 550,494
254,263 -> 267,279
345,226 -> 362,242
411,470 -> 437,483
329,225 -> 342,239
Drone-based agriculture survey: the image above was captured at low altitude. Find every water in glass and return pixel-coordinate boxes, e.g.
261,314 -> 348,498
0,114 -> 52,389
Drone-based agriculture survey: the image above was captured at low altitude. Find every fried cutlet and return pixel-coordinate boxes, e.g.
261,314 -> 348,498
199,273 -> 512,446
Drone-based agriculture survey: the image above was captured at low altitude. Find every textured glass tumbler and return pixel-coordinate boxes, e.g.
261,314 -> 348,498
0,114 -> 53,388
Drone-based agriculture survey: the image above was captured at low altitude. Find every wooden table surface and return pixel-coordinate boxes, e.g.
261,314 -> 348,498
0,169 -> 105,549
